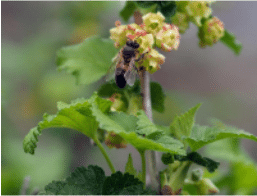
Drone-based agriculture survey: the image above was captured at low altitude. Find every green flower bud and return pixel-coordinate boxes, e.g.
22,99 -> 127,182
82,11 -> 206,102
141,49 -> 165,74
142,12 -> 165,35
185,1 -> 212,27
127,94 -> 142,116
105,131 -> 127,149
156,23 -> 180,51
109,93 -> 127,112
196,178 -> 219,194
199,17 -> 225,47
171,12 -> 190,34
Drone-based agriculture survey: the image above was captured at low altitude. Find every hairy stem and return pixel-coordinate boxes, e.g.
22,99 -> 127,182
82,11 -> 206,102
134,11 -> 160,192
93,136 -> 116,173
139,150 -> 146,188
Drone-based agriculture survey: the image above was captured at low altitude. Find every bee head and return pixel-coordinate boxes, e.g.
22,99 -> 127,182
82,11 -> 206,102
126,40 -> 139,49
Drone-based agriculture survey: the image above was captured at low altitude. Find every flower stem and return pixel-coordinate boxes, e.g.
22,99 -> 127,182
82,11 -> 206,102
139,150 -> 146,188
93,136 -> 116,173
134,10 -> 160,192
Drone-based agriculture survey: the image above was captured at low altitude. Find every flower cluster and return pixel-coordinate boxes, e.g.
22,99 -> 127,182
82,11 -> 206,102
110,12 -> 180,73
171,1 -> 224,47
172,1 -> 212,33
198,17 -> 225,47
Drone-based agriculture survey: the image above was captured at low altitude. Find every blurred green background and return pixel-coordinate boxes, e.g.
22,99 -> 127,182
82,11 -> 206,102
1,1 -> 257,194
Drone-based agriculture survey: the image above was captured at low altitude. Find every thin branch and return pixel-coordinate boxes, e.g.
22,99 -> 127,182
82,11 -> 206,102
134,11 -> 160,192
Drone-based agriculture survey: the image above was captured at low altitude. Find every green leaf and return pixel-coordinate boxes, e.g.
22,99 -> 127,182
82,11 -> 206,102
125,154 -> 145,183
170,103 -> 202,141
175,152 -> 220,173
43,165 -> 154,195
44,165 -> 105,195
151,82 -> 165,113
125,154 -> 137,177
89,94 -> 186,155
56,36 -> 118,85
136,110 -> 162,137
44,181 -> 67,195
102,172 -> 146,195
23,95 -> 112,154
120,1 -> 137,22
23,127 -> 41,155
66,166 -> 106,194
156,1 -> 177,21
220,30 -> 243,56
185,120 -> 257,151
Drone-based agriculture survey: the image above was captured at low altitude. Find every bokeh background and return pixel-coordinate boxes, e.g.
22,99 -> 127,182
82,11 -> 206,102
2,1 -> 257,194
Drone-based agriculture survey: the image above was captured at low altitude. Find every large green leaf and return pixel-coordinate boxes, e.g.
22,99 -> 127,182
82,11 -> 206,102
43,165 -> 154,195
89,94 -> 186,155
185,121 -> 257,151
56,36 -> 118,85
170,103 -> 202,141
23,96 -> 112,154
220,30 -> 243,56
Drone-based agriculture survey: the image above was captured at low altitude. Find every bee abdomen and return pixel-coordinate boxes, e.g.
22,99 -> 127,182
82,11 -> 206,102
115,68 -> 126,88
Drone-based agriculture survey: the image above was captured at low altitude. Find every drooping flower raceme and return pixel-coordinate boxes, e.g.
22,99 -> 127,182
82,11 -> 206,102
171,1 -> 213,33
109,12 -> 180,74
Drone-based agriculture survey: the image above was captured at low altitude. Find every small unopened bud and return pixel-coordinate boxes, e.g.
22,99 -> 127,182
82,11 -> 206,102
115,20 -> 121,27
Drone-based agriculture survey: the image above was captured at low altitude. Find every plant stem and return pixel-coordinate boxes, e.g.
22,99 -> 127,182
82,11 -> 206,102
134,11 -> 160,192
139,150 -> 146,188
93,136 -> 116,173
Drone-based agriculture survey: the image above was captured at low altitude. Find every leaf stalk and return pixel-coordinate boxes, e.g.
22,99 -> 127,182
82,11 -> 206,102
93,136 -> 116,173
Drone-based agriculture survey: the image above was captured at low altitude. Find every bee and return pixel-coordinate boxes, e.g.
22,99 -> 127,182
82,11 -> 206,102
106,38 -> 148,88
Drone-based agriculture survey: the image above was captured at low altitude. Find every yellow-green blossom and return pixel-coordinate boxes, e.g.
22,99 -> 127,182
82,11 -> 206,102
199,17 -> 225,47
142,12 -> 165,35
141,49 -> 165,74
185,1 -> 212,27
156,24 -> 180,51
171,12 -> 190,34
110,24 -> 128,48
136,33 -> 154,53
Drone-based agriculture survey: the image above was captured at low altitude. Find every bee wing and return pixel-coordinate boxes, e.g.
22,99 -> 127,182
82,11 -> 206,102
124,58 -> 138,86
105,51 -> 123,82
